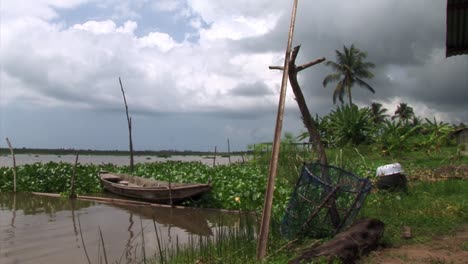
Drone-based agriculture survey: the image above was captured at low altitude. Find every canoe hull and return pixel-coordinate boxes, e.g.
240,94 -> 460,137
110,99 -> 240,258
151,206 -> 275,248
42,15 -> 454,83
99,172 -> 211,204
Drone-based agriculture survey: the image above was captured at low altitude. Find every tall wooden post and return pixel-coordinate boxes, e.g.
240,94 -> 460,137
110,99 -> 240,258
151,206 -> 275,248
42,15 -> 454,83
119,77 -> 134,172
212,146 -> 217,167
227,139 -> 231,165
256,0 -> 299,259
69,153 -> 79,198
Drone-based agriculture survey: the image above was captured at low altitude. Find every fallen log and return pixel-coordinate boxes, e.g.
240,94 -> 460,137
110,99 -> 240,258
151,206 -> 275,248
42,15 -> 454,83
289,218 -> 384,264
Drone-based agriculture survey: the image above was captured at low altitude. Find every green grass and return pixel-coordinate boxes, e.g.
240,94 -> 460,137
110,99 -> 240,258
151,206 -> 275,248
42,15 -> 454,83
327,145 -> 468,169
359,179 -> 468,246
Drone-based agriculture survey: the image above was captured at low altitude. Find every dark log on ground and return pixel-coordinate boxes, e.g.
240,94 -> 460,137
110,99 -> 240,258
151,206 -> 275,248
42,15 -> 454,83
288,218 -> 384,264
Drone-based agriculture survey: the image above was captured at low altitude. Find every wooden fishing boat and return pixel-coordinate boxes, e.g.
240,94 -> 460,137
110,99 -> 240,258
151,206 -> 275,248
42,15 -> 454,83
99,171 -> 212,204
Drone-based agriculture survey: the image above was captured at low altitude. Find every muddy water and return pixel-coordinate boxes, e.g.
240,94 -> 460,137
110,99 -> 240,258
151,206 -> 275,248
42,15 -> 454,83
0,193 -> 255,264
0,154 -> 247,167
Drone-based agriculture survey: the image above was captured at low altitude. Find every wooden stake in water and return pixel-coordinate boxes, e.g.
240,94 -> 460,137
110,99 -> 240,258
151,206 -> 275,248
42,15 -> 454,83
5,137 -> 17,193
227,139 -> 231,165
212,146 -> 217,167
256,0 -> 299,259
69,153 -> 79,199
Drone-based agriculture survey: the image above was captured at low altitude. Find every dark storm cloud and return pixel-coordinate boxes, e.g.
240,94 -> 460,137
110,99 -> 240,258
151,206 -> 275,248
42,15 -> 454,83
236,0 -> 466,122
228,81 -> 273,96
408,55 -> 468,111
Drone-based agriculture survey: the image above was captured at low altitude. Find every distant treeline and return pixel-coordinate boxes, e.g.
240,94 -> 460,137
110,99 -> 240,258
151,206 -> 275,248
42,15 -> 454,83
0,148 -> 251,156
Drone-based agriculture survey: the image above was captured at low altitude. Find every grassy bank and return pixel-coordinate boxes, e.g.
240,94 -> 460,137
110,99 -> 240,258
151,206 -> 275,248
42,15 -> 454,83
359,179 -> 468,246
1,146 -> 467,263
146,179 -> 467,264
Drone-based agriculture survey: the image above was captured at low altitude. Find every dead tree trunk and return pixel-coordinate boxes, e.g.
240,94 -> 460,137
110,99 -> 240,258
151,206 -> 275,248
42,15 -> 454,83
269,45 -> 327,165
119,77 -> 134,172
270,47 -> 340,225
289,218 -> 385,264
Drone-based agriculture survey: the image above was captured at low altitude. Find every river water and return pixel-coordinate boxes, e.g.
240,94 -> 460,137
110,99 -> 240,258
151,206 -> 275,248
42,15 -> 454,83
0,193 -> 256,264
0,154 -> 246,167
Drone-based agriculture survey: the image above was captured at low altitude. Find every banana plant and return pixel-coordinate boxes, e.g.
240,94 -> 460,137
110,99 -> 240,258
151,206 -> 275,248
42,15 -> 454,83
421,118 -> 455,154
375,120 -> 421,156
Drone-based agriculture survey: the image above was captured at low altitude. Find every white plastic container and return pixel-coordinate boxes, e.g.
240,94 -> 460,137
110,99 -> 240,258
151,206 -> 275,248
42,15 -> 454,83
376,163 -> 404,177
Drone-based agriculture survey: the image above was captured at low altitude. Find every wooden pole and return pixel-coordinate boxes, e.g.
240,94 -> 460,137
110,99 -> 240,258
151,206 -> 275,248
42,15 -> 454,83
168,181 -> 173,207
69,153 -> 79,198
227,139 -> 231,165
5,138 -> 17,193
11,193 -> 16,227
119,77 -> 134,172
256,0 -> 299,259
212,146 -> 217,167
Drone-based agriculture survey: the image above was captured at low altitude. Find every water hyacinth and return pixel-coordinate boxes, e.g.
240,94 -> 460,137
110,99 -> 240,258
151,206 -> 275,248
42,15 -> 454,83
0,161 -> 294,215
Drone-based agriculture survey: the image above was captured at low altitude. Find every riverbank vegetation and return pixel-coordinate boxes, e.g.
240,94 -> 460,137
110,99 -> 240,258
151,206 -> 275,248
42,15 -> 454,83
1,146 -> 466,263
1,103 -> 467,263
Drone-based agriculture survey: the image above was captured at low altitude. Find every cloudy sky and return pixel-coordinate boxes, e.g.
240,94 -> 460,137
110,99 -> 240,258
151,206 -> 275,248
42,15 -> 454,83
0,0 -> 467,151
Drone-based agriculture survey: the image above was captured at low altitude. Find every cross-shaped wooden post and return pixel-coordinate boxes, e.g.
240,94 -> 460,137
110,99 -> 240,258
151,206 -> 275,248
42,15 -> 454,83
269,45 -> 327,165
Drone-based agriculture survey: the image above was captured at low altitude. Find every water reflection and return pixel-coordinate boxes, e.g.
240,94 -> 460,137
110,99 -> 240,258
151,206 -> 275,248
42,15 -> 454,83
0,193 -> 255,264
109,204 -> 214,236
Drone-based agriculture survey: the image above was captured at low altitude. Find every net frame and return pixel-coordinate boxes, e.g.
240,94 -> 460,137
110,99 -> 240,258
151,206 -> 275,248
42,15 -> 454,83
281,163 -> 372,239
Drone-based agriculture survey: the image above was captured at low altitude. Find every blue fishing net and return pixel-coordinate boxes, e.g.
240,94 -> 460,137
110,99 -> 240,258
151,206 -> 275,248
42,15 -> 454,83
281,163 -> 372,239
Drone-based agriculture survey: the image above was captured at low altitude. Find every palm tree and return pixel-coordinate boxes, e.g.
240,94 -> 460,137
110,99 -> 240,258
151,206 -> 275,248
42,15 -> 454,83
370,102 -> 388,124
323,44 -> 376,105
392,103 -> 415,123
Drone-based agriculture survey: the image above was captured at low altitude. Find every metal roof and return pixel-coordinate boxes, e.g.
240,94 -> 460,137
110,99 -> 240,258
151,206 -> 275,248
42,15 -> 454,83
446,0 -> 468,57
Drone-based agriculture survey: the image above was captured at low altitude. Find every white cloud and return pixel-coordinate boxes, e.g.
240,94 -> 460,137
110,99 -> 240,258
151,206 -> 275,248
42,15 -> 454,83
73,20 -> 115,34
185,0 -> 282,41
199,14 -> 278,41
72,20 -> 137,35
0,13 -> 282,115
138,32 -> 178,51
187,0 -> 284,23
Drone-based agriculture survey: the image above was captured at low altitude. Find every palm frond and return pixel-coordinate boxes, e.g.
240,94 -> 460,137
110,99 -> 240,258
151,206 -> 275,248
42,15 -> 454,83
355,77 -> 375,93
323,73 -> 342,87
324,61 -> 342,72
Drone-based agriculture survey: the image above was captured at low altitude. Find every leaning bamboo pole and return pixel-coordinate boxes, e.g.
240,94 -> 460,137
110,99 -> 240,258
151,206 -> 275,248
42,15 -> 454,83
256,0 -> 299,259
119,77 -> 134,172
5,138 -> 17,193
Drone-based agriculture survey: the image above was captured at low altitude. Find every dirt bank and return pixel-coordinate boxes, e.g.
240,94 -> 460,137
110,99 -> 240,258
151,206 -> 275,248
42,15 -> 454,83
360,225 -> 468,264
